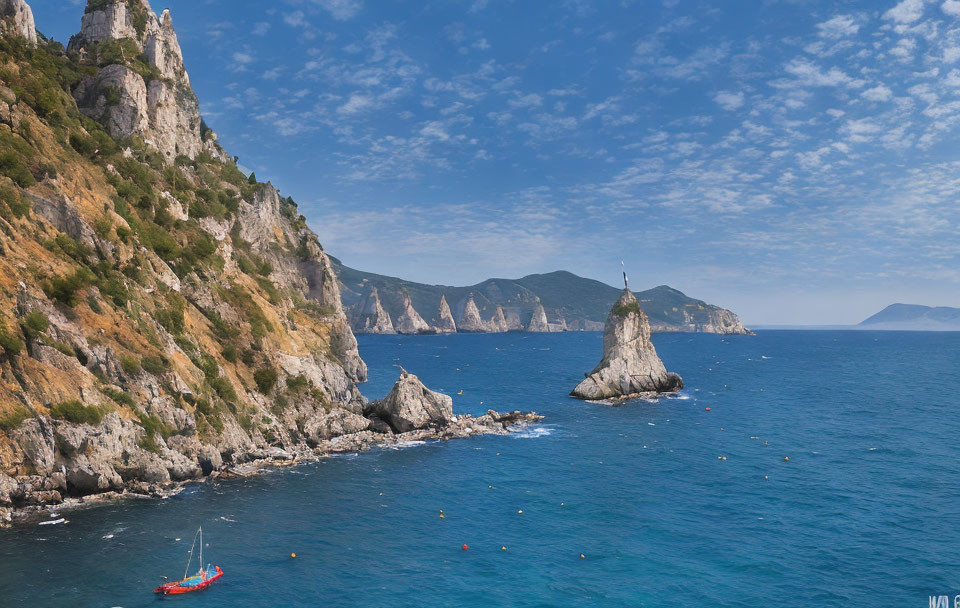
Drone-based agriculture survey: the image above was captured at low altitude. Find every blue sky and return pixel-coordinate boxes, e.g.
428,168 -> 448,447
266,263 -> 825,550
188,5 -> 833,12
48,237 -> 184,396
30,0 -> 960,324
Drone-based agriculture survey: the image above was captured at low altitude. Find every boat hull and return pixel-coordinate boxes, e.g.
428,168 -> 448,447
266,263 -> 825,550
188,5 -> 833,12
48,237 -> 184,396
154,566 -> 223,595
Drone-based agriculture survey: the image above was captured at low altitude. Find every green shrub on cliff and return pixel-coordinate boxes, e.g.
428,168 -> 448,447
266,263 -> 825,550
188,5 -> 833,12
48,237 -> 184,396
21,311 -> 49,339
612,300 -> 643,318
0,326 -> 24,358
50,400 -> 105,425
254,367 -> 278,394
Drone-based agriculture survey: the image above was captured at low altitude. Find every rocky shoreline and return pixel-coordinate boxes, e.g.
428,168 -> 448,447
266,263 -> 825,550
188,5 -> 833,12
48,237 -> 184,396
4,408 -> 543,527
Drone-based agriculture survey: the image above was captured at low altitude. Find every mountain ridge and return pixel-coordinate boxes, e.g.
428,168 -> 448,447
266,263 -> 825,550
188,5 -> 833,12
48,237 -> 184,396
332,258 -> 752,335
859,303 -> 960,331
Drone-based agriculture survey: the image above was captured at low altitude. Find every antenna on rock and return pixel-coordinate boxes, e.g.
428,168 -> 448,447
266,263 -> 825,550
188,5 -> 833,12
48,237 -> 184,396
621,260 -> 628,289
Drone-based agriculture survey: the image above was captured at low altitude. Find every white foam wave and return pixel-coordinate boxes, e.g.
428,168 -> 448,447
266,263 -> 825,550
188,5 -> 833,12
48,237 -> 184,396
512,425 -> 554,439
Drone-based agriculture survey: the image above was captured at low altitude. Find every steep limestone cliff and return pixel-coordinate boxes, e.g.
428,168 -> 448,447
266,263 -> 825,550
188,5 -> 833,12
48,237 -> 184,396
0,0 -> 35,46
394,292 -> 430,334
351,286 -> 395,334
0,0 -> 377,524
526,302 -> 551,332
457,295 -> 488,333
432,295 -> 456,334
67,0 -> 206,162
571,288 -> 683,401
488,306 -> 509,333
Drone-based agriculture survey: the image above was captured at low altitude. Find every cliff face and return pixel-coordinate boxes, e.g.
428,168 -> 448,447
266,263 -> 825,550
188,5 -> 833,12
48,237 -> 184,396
351,286 -> 395,334
457,296 -> 488,332
394,292 -> 430,334
67,0 -> 205,162
432,295 -> 456,333
571,288 -> 683,401
0,1 -> 380,523
0,0 -> 35,46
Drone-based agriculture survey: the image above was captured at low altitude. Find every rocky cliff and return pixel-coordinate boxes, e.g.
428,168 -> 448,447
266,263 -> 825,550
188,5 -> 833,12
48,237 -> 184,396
0,0 -> 34,46
0,0 -> 436,525
351,286 -> 395,334
67,0 -> 206,163
394,292 -> 431,334
432,295 -> 456,334
571,288 -> 683,401
457,295 -> 488,332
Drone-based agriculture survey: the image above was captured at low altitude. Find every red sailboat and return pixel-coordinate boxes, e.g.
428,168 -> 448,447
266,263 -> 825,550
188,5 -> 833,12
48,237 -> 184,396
154,526 -> 224,595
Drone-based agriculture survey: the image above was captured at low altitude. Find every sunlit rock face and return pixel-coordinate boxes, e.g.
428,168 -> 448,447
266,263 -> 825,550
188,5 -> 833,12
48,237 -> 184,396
571,288 -> 683,400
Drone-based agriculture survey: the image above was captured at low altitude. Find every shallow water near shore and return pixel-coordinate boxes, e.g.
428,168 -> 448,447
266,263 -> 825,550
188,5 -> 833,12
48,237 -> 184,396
1,330 -> 958,607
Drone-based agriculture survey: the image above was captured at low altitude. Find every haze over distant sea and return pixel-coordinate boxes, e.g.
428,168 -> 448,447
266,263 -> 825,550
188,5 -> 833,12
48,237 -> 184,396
1,330 -> 956,606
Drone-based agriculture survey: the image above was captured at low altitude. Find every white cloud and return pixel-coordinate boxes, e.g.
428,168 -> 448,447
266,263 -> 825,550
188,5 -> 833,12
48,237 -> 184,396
883,0 -> 925,24
945,46 -> 960,63
942,0 -> 960,16
781,58 -> 862,88
312,0 -> 363,21
714,90 -> 745,110
252,22 -> 271,36
283,11 -> 307,28
816,15 -> 859,38
861,84 -> 893,102
337,94 -> 374,115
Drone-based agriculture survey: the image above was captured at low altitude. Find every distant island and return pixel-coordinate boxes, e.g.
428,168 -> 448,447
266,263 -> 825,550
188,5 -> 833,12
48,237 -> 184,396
859,304 -> 960,331
332,259 -> 752,335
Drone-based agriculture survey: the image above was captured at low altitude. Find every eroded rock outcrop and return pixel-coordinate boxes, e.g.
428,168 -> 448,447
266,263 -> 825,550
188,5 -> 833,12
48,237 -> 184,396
69,0 -> 205,162
526,302 -> 550,332
352,286 -> 395,334
457,295 -> 488,332
364,370 -> 453,433
571,288 -> 683,401
489,306 -> 509,333
0,0 -> 36,45
394,292 -> 430,334
433,295 -> 457,333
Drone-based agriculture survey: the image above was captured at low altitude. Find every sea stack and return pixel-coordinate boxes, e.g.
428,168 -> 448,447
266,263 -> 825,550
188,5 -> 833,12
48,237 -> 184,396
364,370 -> 454,433
433,295 -> 457,333
457,295 -> 488,332
570,273 -> 683,400
352,286 -> 396,334
395,292 -> 431,334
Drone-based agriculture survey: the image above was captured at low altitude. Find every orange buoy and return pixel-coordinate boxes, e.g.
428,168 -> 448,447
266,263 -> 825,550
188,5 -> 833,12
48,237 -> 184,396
579,553 -> 585,559
461,544 -> 469,551
290,553 -> 296,559
784,456 -> 790,462
705,407 -> 711,411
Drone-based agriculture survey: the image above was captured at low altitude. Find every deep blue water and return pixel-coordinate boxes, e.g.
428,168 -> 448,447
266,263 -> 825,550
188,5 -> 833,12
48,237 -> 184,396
1,331 -> 958,607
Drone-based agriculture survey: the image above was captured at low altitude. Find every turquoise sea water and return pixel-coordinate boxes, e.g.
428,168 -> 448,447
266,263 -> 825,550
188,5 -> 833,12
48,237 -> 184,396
1,331 -> 958,607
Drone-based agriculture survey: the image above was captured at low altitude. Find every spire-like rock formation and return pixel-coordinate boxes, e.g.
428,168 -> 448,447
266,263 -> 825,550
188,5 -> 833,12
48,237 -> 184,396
0,0 -> 36,45
457,295 -> 488,332
364,370 -> 453,433
526,302 -> 551,332
395,292 -> 431,334
69,0 -> 206,162
489,306 -> 509,333
352,286 -> 395,334
433,295 -> 457,333
570,288 -> 683,400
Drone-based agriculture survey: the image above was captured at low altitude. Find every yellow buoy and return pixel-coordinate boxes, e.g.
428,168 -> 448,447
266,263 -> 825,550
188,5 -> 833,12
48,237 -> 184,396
291,553 -> 296,559
501,546 -> 507,551
580,553 -> 585,559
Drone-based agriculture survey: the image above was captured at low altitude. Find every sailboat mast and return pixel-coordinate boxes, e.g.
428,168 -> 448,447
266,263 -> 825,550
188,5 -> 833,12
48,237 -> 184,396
199,526 -> 203,571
